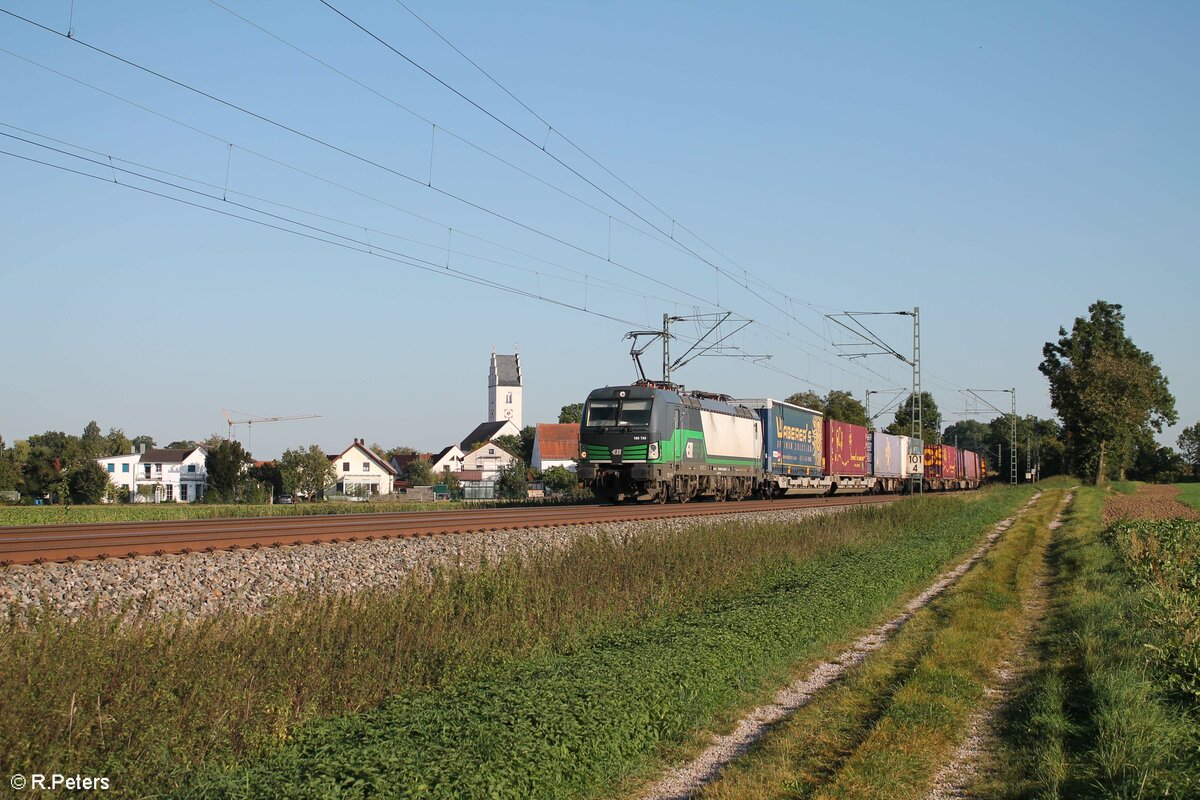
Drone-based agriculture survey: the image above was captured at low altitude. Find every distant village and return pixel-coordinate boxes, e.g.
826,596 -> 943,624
86,349 -> 581,503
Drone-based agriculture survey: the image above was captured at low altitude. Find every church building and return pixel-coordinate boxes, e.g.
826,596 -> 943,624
488,347 -> 523,429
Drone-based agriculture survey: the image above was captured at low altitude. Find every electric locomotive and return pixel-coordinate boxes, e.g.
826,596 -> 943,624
575,382 -> 762,503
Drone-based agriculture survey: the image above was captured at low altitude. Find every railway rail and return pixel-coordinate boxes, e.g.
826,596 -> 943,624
0,495 -> 898,567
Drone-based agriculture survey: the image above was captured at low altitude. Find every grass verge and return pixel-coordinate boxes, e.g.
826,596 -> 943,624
982,486 -> 1200,799
1177,482 -> 1200,510
165,489 -> 1032,799
695,489 -> 1063,800
0,498 -> 579,527
0,489 -> 1031,799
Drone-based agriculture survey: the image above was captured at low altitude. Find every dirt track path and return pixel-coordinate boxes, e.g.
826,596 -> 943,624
638,493 -> 1044,800
924,491 -> 1073,800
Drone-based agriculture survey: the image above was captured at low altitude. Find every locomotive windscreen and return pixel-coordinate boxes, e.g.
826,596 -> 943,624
584,398 -> 653,427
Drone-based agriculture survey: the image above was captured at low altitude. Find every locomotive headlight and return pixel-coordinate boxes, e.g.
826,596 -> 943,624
648,442 -> 659,460
580,450 -> 588,460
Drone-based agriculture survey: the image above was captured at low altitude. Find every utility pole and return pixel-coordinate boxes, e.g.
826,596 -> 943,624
957,388 -> 1018,485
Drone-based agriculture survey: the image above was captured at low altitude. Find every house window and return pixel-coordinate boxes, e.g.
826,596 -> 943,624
488,448 -> 495,455
144,465 -> 151,477
506,392 -> 512,403
107,463 -> 115,473
362,462 -> 369,472
122,463 -> 129,473
180,484 -> 188,502
165,484 -> 174,501
155,463 -> 162,473
343,462 -> 351,472
187,464 -> 196,473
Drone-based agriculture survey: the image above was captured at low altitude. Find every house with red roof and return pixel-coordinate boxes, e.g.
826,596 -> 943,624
531,423 -> 580,472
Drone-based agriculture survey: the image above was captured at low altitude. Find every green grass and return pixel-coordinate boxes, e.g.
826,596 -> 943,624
983,487 -> 1200,799
697,489 -> 1064,800
0,497 -> 576,527
173,488 -> 1032,799
1106,480 -> 1142,495
0,488 -> 1032,799
1177,482 -> 1200,510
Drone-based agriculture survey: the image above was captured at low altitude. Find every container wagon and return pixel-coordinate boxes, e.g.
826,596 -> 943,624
869,432 -> 923,493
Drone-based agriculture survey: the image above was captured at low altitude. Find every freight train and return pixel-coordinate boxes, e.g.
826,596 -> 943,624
576,383 -> 984,503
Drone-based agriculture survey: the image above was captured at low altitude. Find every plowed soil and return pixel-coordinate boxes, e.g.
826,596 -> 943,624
1103,483 -> 1199,524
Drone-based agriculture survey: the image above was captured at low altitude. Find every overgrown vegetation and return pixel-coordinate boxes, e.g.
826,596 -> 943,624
985,487 -> 1200,798
0,489 -> 1031,799
697,489 -> 1063,800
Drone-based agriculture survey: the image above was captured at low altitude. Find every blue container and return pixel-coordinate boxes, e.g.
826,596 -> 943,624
871,432 -> 904,477
755,399 -> 824,477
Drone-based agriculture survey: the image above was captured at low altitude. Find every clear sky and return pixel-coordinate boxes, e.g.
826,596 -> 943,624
1,1 -> 1196,459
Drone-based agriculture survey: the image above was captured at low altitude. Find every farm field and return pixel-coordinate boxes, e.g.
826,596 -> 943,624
0,488 -> 1031,799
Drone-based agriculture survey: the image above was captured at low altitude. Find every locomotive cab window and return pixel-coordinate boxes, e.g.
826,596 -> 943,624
584,397 -> 653,427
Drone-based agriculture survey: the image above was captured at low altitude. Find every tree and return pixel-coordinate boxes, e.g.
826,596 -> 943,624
496,460 -> 528,500
403,459 -> 435,486
493,435 -> 525,463
67,461 -> 110,504
784,390 -> 823,410
558,403 -> 583,424
104,428 -> 132,457
385,445 -> 419,461
205,440 -> 252,500
1178,422 -> 1200,476
279,445 -> 336,500
0,436 -> 22,492
783,390 -> 868,428
541,465 -> 578,494
942,419 -> 990,449
1040,301 -> 1176,483
884,392 -> 941,445
131,434 -> 156,452
201,434 -> 227,450
167,440 -> 200,450
80,420 -> 106,461
824,390 -> 869,428
248,462 -> 283,496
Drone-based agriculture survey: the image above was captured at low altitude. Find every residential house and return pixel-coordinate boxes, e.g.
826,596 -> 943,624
531,423 -> 580,472
459,420 -> 520,452
329,439 -> 397,497
97,446 -> 209,503
460,440 -> 519,480
429,445 -> 464,474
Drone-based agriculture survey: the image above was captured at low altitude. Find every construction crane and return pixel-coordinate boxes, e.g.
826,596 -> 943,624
222,410 -> 322,452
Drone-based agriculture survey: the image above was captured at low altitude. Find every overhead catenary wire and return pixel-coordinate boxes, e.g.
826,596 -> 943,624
1,6 -> 933,400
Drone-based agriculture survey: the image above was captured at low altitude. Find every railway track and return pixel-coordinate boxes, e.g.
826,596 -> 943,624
0,494 -> 898,567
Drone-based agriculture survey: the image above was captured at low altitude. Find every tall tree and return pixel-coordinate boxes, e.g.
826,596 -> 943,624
205,440 -> 252,500
1040,301 -> 1176,483
80,420 -> 106,461
67,461 -> 110,504
558,403 -> 583,424
884,392 -> 941,445
0,436 -> 21,492
131,434 -> 156,452
1178,422 -> 1200,476
104,427 -> 132,457
403,459 -> 435,486
279,445 -> 335,500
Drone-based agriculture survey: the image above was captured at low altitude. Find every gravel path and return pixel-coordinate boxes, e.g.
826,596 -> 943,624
925,490 -> 1072,800
0,506 -> 846,623
639,492 -> 1044,800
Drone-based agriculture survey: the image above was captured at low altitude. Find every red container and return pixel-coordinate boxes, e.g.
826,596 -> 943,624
941,445 -> 960,480
924,443 -> 942,480
963,451 -> 981,481
823,419 -> 869,476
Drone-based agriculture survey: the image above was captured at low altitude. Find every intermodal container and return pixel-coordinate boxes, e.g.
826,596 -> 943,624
903,436 -> 924,477
753,399 -> 824,477
924,442 -> 942,480
871,432 -> 903,477
941,444 -> 960,480
824,419 -> 870,476
963,450 -> 981,481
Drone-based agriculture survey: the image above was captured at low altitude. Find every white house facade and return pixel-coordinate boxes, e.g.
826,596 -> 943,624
329,439 -> 397,497
97,447 -> 209,503
461,441 -> 519,480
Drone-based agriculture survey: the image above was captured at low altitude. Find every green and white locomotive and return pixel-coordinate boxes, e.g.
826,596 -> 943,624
575,383 -> 762,503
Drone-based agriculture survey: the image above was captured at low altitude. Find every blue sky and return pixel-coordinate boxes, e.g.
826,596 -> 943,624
1,1 -> 1196,458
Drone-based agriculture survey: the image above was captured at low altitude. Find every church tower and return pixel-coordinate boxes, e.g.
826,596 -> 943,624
488,346 -> 522,428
